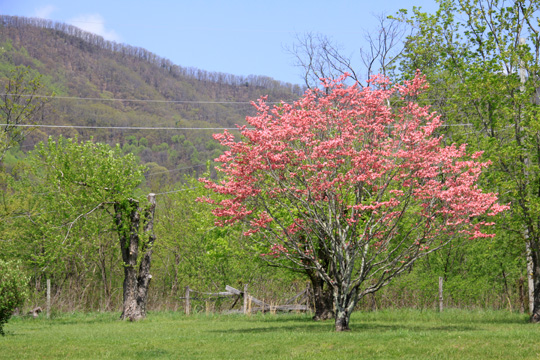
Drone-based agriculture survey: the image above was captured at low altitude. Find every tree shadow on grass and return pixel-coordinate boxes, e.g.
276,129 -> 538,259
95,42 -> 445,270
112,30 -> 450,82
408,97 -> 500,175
0,330 -> 19,337
208,323 -> 332,334
207,321 -> 477,334
449,316 -> 530,325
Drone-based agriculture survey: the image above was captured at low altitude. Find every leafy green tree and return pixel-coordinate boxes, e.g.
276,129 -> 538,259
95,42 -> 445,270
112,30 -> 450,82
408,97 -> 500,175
155,172 -> 271,295
19,136 -> 155,320
0,259 -> 28,336
395,0 -> 540,320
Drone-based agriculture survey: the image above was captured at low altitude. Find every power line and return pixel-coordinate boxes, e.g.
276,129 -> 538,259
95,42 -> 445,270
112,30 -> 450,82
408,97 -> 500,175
0,124 -> 246,131
2,121 -> 513,137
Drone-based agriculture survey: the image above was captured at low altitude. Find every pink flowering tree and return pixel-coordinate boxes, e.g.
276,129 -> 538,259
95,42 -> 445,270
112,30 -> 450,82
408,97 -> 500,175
200,72 -> 507,332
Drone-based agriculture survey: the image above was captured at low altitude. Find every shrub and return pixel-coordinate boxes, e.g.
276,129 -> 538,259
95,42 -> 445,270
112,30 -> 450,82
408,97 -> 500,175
0,259 -> 28,335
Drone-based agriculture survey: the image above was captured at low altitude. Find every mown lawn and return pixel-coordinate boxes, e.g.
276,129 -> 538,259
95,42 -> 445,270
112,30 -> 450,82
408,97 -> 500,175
1,309 -> 539,359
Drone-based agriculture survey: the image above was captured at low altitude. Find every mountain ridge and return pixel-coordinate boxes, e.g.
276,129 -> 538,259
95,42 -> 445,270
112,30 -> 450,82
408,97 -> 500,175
0,15 -> 304,184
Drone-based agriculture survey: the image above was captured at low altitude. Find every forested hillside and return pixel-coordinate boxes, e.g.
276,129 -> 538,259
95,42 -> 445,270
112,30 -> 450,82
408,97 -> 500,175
0,15 -> 304,182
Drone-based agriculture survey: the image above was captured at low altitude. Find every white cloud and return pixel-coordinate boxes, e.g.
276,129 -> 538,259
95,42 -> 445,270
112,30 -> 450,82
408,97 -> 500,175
68,13 -> 121,42
33,5 -> 56,19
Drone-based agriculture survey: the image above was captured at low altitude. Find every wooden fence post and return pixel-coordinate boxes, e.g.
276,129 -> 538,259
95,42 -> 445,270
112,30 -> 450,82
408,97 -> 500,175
438,277 -> 444,312
243,284 -> 248,315
185,286 -> 191,315
46,278 -> 51,319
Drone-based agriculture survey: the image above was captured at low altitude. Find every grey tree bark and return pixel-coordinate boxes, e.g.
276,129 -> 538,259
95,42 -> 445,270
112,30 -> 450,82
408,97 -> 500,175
333,287 -> 358,332
115,193 -> 156,321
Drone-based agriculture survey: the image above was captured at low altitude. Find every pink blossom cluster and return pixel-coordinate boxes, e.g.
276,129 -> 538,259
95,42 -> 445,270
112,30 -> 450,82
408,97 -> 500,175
260,243 -> 289,258
200,71 -> 508,259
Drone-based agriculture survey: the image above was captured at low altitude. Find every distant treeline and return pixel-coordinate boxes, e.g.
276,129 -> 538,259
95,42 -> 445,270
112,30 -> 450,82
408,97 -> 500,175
0,15 -> 308,175
0,15 -> 305,95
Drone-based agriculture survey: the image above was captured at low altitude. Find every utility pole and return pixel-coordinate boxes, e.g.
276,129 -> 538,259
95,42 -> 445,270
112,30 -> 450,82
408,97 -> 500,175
438,277 -> 444,312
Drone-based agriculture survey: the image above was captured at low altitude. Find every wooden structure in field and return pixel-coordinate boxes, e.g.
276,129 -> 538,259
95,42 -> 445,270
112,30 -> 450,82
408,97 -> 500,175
182,284 -> 310,315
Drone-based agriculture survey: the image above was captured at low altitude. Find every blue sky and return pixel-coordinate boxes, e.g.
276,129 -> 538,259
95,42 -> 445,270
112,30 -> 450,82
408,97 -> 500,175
1,0 -> 438,85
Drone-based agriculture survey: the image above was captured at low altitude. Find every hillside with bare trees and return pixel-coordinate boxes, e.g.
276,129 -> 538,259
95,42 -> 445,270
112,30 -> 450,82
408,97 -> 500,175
0,15 -> 304,180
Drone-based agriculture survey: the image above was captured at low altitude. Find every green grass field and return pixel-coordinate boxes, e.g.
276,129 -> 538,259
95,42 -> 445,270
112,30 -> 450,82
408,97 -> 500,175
1,309 -> 539,359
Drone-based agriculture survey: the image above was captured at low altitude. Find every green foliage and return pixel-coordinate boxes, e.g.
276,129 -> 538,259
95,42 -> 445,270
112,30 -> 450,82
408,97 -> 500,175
152,142 -> 169,152
383,232 -> 525,309
31,136 -> 146,201
155,173 -> 274,293
11,136 -> 146,278
0,259 -> 28,336
394,0 -> 540,308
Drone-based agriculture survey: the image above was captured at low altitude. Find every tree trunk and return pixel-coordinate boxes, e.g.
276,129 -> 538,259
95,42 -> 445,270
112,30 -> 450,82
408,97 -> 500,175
333,288 -> 356,332
308,273 -> 334,321
308,237 -> 335,321
335,308 -> 351,332
115,194 -> 156,321
530,242 -> 540,322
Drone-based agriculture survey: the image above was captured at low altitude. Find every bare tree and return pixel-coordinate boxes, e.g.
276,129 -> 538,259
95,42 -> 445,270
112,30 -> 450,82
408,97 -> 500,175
359,13 -> 410,79
0,66 -> 51,163
288,32 -> 359,89
287,14 -> 410,89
